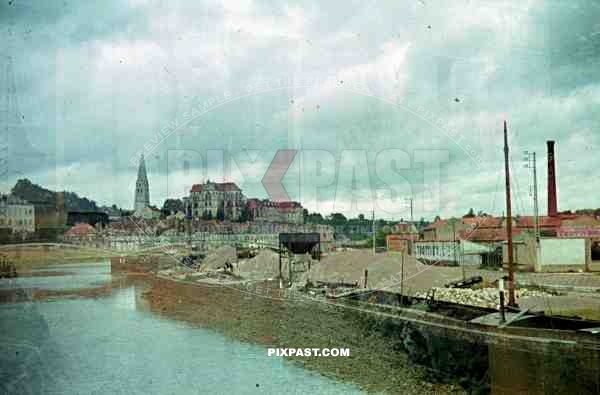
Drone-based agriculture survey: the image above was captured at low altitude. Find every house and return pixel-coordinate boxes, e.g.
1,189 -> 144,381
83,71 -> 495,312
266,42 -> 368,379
0,194 -> 35,233
246,199 -> 304,224
64,223 -> 97,243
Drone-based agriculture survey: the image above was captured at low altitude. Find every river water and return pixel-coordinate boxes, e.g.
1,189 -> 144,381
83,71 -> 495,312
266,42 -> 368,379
0,261 -> 365,394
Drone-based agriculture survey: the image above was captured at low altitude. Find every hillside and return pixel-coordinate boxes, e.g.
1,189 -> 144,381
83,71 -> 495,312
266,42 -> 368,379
11,178 -> 98,212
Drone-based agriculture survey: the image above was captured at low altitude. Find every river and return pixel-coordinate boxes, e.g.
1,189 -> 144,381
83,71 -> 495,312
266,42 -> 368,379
0,261 -> 365,394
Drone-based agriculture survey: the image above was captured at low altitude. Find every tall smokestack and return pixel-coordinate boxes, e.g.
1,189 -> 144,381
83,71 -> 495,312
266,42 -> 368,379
547,140 -> 558,217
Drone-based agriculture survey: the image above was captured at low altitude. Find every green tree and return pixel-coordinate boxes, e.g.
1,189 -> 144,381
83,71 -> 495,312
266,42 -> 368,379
239,205 -> 249,223
464,208 -> 475,218
305,212 -> 325,224
328,213 -> 348,226
216,205 -> 225,221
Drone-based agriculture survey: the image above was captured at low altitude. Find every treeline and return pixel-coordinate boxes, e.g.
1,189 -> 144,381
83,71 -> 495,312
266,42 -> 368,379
11,178 -> 98,211
303,211 -> 428,238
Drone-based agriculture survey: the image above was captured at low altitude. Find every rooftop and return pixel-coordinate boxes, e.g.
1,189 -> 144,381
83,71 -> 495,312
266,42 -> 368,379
190,181 -> 241,193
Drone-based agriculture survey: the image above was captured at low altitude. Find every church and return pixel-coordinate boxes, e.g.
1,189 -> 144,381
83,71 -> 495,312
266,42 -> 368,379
133,154 -> 150,216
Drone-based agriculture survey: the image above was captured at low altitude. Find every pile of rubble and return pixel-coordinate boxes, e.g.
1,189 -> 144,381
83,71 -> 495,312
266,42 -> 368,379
237,249 -> 287,280
415,287 -> 553,309
199,246 -> 236,270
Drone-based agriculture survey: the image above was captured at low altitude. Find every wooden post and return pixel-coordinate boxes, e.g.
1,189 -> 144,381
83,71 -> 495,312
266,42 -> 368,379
499,291 -> 506,323
278,241 -> 283,289
364,269 -> 368,289
288,242 -> 292,285
503,120 -> 517,307
400,253 -> 405,297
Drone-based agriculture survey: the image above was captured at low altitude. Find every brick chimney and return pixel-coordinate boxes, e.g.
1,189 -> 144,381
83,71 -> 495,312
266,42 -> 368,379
547,140 -> 558,217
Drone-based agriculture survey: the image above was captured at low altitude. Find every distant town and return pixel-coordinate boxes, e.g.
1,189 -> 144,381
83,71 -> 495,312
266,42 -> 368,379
1,139 -> 600,274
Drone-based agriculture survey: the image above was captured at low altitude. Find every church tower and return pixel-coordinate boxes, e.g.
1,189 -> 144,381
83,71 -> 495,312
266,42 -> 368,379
134,154 -> 150,214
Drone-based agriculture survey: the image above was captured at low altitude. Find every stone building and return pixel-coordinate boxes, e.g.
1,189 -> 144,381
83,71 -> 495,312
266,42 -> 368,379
133,154 -> 150,215
0,194 -> 35,233
246,199 -> 304,224
187,181 -> 245,221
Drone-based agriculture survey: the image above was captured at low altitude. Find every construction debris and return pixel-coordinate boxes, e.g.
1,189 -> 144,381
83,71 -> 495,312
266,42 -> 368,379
200,246 -> 236,270
414,287 -> 553,309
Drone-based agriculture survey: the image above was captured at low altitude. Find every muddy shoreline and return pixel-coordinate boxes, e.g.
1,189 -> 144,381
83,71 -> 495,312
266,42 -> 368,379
1,265 -> 464,393
142,276 -> 464,394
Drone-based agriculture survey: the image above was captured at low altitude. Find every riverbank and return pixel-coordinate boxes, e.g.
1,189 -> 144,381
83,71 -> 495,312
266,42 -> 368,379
142,276 -> 464,394
0,244 -> 117,268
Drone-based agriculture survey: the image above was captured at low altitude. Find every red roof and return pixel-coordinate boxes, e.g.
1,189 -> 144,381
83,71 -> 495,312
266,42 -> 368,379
217,182 -> 241,192
190,182 -> 241,193
459,227 -> 522,242
423,219 -> 448,231
462,216 -> 503,227
65,223 -> 96,237
246,199 -> 301,212
246,199 -> 259,209
515,216 -> 561,228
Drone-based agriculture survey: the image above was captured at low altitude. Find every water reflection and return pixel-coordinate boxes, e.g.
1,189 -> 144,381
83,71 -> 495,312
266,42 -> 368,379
0,262 -> 365,394
0,261 -> 111,291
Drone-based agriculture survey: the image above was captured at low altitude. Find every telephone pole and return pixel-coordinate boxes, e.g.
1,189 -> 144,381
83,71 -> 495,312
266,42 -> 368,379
372,209 -> 376,256
503,120 -> 516,307
524,151 -> 539,243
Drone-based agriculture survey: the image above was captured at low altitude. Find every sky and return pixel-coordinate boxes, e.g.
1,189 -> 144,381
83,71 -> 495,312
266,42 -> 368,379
1,0 -> 599,220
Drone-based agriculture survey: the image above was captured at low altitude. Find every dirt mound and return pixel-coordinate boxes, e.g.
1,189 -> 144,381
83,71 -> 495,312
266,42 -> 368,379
307,250 -> 480,295
201,246 -> 236,270
238,249 -> 281,280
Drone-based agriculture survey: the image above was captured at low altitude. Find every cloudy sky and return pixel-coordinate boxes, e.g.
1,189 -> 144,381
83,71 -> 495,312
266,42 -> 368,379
1,0 -> 599,220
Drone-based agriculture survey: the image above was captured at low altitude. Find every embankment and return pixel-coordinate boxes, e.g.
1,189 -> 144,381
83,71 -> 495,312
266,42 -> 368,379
142,277 -> 469,394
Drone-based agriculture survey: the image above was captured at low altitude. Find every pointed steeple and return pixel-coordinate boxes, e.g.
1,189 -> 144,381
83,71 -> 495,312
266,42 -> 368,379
134,154 -> 150,214
137,153 -> 148,181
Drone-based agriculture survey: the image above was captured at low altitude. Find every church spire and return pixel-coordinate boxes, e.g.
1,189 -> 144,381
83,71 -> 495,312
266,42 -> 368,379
134,154 -> 150,214
137,153 -> 148,181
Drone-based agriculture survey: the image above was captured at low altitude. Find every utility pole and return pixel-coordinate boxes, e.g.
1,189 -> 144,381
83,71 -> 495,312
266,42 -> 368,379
400,252 -> 405,301
503,120 -> 516,307
524,151 -> 540,243
452,219 -> 464,280
372,209 -> 376,256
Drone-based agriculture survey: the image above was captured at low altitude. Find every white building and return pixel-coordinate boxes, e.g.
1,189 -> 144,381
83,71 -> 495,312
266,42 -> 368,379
0,194 -> 35,233
246,199 -> 304,224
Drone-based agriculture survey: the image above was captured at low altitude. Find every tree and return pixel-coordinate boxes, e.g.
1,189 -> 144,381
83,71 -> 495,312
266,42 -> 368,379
328,213 -> 348,226
162,198 -> 184,214
216,201 -> 225,221
366,228 -> 387,248
305,212 -> 325,224
239,205 -> 249,223
463,208 -> 475,218
358,213 -> 365,221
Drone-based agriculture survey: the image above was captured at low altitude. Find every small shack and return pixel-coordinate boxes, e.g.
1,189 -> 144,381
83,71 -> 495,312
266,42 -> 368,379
278,233 -> 321,260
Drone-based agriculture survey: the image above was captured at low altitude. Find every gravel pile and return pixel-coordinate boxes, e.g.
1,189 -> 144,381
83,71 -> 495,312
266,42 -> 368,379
237,249 -> 281,280
200,246 -> 236,270
415,287 -> 553,309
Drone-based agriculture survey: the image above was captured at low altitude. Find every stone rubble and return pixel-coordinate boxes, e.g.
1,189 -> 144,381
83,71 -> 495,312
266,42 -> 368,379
414,287 -> 553,309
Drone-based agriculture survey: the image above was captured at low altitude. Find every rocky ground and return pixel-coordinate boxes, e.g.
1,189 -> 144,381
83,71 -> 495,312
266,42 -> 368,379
155,247 -> 600,319
413,287 -> 556,309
